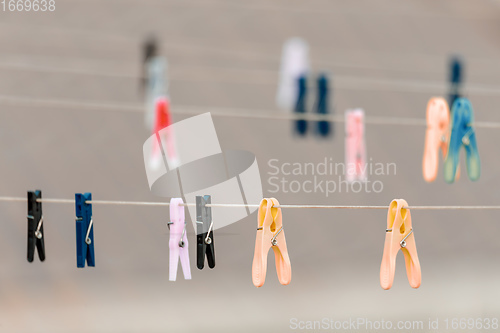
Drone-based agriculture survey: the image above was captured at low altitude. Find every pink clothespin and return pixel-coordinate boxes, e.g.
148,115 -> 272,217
150,97 -> 179,169
345,109 -> 367,182
169,198 -> 191,281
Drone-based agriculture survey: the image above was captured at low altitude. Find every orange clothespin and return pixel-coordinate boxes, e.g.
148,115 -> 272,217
252,198 -> 291,287
423,97 -> 459,182
380,199 -> 421,290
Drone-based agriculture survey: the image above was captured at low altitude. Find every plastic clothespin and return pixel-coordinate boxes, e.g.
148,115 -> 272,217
422,98 -> 459,182
294,75 -> 307,136
345,109 -> 367,182
168,198 -> 191,281
141,35 -> 159,93
380,199 -> 421,290
315,74 -> 331,137
27,190 -> 46,262
75,193 -> 95,268
252,198 -> 291,287
150,97 -> 177,170
276,38 -> 310,111
145,56 -> 168,131
443,98 -> 480,183
448,56 -> 463,109
196,195 -> 215,270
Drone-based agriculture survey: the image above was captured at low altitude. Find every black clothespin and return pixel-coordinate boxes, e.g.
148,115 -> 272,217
448,56 -> 463,109
27,190 -> 45,262
294,75 -> 307,136
196,195 -> 215,270
315,73 -> 331,137
75,193 -> 95,268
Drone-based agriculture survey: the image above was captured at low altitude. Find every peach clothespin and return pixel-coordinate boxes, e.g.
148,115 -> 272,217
423,97 -> 458,182
380,199 -> 421,290
252,198 -> 291,287
345,109 -> 367,182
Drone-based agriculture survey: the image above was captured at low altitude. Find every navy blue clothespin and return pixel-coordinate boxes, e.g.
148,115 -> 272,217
27,190 -> 45,262
196,195 -> 215,270
294,75 -> 308,136
448,56 -> 463,109
315,73 -> 331,137
75,193 -> 95,268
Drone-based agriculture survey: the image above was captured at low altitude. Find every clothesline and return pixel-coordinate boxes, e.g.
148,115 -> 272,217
0,196 -> 498,210
1,95 -> 500,128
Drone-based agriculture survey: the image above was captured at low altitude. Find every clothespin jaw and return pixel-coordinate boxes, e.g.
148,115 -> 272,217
252,198 -> 291,287
443,98 -> 480,183
196,195 -> 215,270
75,193 -> 95,268
27,190 -> 45,262
316,73 -> 331,137
380,199 -> 421,290
294,75 -> 307,136
423,97 -> 452,182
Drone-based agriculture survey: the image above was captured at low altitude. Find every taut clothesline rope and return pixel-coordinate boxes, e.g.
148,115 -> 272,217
0,196 -> 498,210
1,95 -> 500,128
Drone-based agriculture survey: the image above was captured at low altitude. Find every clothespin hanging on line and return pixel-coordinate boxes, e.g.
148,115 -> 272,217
27,190 -> 46,262
75,193 -> 95,268
196,195 -> 215,270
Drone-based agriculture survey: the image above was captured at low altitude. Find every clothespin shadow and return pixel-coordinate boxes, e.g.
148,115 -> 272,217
196,195 -> 215,270
315,73 -> 332,137
294,75 -> 308,136
27,190 -> 45,262
448,55 -> 463,109
75,193 -> 95,268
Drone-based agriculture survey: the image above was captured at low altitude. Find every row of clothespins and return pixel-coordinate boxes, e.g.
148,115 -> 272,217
140,37 -> 465,140
145,93 -> 480,184
25,190 -> 418,290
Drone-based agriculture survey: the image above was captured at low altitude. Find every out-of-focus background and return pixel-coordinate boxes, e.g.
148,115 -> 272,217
1,0 -> 500,332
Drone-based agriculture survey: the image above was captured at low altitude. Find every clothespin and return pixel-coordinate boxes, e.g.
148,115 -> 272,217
196,195 -> 215,270
443,98 -> 480,183
448,56 -> 463,108
380,199 -> 421,290
252,198 -> 291,287
75,193 -> 95,268
315,73 -> 331,137
422,97 -> 457,182
27,190 -> 45,262
149,97 -> 177,169
294,75 -> 307,136
141,35 -> 158,93
276,38 -> 310,111
345,109 -> 367,182
168,198 -> 191,281
145,56 -> 168,131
